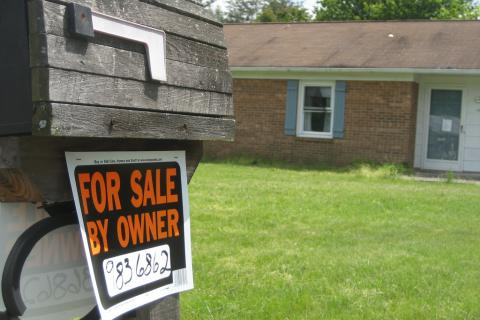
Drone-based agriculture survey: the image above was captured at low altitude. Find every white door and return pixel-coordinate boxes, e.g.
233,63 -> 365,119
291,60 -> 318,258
423,86 -> 466,171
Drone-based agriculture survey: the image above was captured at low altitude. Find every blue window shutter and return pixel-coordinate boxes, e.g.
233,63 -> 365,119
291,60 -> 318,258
285,80 -> 299,136
333,80 -> 346,139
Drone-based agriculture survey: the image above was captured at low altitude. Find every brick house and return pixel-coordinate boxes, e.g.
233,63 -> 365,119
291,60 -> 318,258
206,21 -> 480,172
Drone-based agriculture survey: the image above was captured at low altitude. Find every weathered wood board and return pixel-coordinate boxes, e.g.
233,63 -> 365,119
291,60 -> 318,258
0,136 -> 203,203
32,103 -> 235,140
31,68 -> 233,116
38,0 -> 226,47
29,37 -> 232,93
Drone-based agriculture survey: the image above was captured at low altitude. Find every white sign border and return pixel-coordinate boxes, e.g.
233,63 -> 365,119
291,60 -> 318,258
65,151 -> 193,320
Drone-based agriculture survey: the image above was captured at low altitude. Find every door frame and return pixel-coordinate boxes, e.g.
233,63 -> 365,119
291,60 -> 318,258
422,84 -> 467,171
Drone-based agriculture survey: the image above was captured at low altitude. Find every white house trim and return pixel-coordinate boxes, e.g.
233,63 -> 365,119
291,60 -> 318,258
231,69 -> 415,82
296,80 -> 336,139
232,67 -> 480,82
231,67 -> 480,75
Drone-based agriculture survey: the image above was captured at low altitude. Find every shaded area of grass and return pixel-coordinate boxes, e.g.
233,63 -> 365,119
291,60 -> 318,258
182,160 -> 480,319
204,155 -> 413,180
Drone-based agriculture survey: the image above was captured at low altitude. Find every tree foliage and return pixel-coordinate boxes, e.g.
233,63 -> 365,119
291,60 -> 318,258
224,0 -> 266,22
212,5 -> 226,22
257,0 -> 311,22
211,0 -> 479,23
314,0 -> 480,20
201,0 -> 216,7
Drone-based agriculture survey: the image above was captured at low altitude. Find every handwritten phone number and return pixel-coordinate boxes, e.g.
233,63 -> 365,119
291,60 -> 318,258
103,244 -> 171,297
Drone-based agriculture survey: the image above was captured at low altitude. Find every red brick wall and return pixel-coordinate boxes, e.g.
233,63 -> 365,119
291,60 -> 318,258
205,79 -> 418,166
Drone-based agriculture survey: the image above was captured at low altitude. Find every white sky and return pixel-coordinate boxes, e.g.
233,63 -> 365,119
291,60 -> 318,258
211,0 -> 317,14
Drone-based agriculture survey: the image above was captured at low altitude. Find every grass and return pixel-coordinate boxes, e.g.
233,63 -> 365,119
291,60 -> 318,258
181,160 -> 480,319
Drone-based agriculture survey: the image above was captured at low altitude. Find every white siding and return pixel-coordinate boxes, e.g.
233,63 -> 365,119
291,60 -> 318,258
465,106 -> 480,125
464,161 -> 480,172
463,84 -> 480,172
465,124 -> 480,137
414,82 -> 427,168
465,148 -> 480,161
465,136 -> 480,148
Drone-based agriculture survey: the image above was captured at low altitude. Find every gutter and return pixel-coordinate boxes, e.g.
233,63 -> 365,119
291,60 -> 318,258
230,67 -> 480,76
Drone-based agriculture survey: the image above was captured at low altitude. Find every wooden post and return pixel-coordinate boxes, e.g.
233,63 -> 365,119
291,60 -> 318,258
0,137 -> 204,203
136,294 -> 179,320
0,0 -> 232,318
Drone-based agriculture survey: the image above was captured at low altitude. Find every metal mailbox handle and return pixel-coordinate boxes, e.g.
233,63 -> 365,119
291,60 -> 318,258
67,3 -> 167,82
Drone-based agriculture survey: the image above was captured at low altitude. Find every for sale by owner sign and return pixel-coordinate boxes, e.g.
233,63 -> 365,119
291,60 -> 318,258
66,151 -> 193,320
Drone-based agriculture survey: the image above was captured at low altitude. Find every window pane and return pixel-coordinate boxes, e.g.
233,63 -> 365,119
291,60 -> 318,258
427,89 -> 462,161
304,86 -> 331,109
304,111 -> 331,133
302,85 -> 332,134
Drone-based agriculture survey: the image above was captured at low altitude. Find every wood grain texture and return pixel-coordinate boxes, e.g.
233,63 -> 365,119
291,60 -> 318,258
185,0 -> 203,5
32,103 -> 235,141
0,169 -> 43,202
29,0 -> 145,54
165,33 -> 228,71
40,0 -> 226,48
139,0 -> 217,24
31,68 -> 233,116
0,136 -> 202,202
136,294 -> 179,320
28,2 -> 229,71
29,34 -> 232,94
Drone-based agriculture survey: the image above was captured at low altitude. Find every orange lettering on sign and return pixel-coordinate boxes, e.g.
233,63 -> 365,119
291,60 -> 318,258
130,168 -> 176,206
78,171 -> 122,214
130,169 -> 143,208
86,219 -> 109,255
157,210 -> 168,240
106,171 -> 121,211
143,169 -> 155,207
155,169 -> 167,205
117,216 -> 130,248
87,221 -> 101,255
97,219 -> 109,253
127,214 -> 145,245
166,168 -> 178,204
167,209 -> 180,237
145,212 -> 157,242
91,172 -> 106,213
113,210 -> 180,248
78,173 -> 91,214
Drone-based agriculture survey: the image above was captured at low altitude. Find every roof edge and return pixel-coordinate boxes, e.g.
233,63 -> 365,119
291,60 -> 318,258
230,67 -> 480,75
225,20 -> 480,25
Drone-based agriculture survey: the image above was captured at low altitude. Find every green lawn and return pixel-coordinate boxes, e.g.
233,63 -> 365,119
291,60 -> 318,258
182,161 -> 480,319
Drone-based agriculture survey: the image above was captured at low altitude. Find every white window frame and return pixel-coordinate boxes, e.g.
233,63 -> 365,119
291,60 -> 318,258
296,80 -> 335,139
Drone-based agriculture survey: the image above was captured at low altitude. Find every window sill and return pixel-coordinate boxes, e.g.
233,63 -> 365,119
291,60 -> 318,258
296,133 -> 333,140
294,136 -> 335,143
